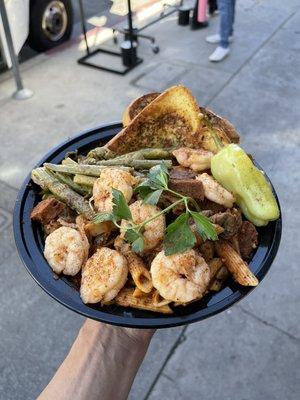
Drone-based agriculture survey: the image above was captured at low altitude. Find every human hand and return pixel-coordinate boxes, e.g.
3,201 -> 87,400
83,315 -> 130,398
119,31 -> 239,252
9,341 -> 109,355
39,318 -> 155,400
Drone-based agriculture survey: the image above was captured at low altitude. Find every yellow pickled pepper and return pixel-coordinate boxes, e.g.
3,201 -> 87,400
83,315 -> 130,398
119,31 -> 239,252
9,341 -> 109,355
211,144 -> 280,226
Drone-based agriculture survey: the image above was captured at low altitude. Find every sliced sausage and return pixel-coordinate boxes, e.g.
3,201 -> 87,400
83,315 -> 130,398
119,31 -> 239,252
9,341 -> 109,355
238,221 -> 258,259
210,208 -> 242,239
169,178 -> 204,201
30,198 -> 65,225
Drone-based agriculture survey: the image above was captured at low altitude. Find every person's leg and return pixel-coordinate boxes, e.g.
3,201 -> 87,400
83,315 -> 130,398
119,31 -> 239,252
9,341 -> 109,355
198,0 -> 208,22
208,0 -> 234,61
229,0 -> 236,36
208,0 -> 218,15
217,0 -> 233,49
191,0 -> 209,30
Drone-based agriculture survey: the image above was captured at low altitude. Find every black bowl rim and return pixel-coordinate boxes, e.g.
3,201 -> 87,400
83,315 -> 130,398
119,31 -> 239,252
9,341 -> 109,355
13,122 -> 282,329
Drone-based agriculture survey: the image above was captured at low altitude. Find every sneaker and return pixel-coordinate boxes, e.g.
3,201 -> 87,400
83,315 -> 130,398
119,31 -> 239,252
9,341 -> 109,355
206,34 -> 233,44
209,46 -> 230,62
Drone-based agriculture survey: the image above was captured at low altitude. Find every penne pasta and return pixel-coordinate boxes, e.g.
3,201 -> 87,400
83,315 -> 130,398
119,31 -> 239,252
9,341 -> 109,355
114,288 -> 173,314
151,290 -> 172,307
127,252 -> 153,293
209,280 -> 223,292
208,258 -> 223,280
229,234 -> 240,255
209,266 -> 230,292
115,237 -> 153,293
133,287 -> 145,298
216,265 -> 230,281
215,240 -> 258,286
84,221 -> 113,238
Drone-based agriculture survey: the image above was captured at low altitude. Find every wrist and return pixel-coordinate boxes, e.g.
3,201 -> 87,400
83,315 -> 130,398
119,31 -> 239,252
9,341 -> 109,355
80,319 -> 154,356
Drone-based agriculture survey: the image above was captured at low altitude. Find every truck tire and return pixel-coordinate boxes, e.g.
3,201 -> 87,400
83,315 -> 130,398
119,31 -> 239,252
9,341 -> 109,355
28,0 -> 73,52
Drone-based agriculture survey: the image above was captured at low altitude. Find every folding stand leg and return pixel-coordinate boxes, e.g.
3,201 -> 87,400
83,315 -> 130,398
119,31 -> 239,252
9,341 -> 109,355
77,0 -> 142,75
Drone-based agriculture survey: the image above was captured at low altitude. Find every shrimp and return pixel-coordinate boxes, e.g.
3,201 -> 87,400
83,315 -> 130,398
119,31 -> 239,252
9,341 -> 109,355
172,147 -> 213,172
120,200 -> 165,251
80,247 -> 128,304
92,168 -> 137,213
150,249 -> 210,303
196,173 -> 235,208
44,226 -> 89,276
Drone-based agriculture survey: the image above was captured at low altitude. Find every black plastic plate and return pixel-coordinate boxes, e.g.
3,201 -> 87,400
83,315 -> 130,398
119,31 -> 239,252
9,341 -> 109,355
13,122 -> 282,329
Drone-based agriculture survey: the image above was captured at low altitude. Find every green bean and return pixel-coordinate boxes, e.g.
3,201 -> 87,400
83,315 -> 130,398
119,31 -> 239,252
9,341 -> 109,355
31,168 -> 94,220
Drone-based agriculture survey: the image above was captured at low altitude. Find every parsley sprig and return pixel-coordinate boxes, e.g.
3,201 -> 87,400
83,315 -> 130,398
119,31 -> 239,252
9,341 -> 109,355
93,163 -> 217,255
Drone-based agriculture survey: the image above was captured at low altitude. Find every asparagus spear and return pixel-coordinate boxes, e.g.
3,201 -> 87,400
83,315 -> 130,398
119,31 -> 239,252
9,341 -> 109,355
87,147 -> 116,160
114,148 -> 173,160
74,174 -> 97,187
44,163 -> 131,176
54,172 -> 90,196
44,163 -> 100,176
94,159 -> 172,169
143,148 -> 173,159
31,168 -> 94,220
80,157 -> 98,165
45,159 -> 171,172
87,146 -> 172,160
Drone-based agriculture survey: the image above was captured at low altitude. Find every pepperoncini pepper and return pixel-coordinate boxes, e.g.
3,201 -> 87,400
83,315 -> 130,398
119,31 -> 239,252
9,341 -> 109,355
211,144 -> 280,226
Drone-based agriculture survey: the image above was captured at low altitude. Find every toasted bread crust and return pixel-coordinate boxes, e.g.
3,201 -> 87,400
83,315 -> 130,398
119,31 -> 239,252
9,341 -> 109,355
107,86 -> 240,154
122,92 -> 160,127
107,85 -> 203,154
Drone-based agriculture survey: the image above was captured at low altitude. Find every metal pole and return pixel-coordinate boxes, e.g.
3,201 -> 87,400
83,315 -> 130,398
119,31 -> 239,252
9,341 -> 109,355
127,0 -> 134,45
0,0 -> 33,100
78,0 -> 90,55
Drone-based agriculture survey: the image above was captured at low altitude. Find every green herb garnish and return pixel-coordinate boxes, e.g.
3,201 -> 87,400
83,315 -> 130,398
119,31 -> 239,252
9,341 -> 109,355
164,213 -> 196,255
94,163 -> 217,255
112,188 -> 132,220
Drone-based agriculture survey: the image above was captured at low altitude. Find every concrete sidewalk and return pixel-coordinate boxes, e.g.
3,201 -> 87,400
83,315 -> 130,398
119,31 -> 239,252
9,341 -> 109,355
0,1 -> 299,399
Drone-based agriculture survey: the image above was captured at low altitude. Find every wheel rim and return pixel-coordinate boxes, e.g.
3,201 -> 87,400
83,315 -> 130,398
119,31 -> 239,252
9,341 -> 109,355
41,1 -> 68,41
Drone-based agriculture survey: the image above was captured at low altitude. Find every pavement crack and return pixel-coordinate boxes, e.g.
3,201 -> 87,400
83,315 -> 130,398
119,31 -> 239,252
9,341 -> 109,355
161,373 -> 185,398
143,325 -> 188,400
237,305 -> 300,342
162,372 -> 176,384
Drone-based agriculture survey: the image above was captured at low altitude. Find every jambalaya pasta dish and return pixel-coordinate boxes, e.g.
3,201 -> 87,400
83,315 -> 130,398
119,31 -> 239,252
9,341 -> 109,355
30,86 -> 280,315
